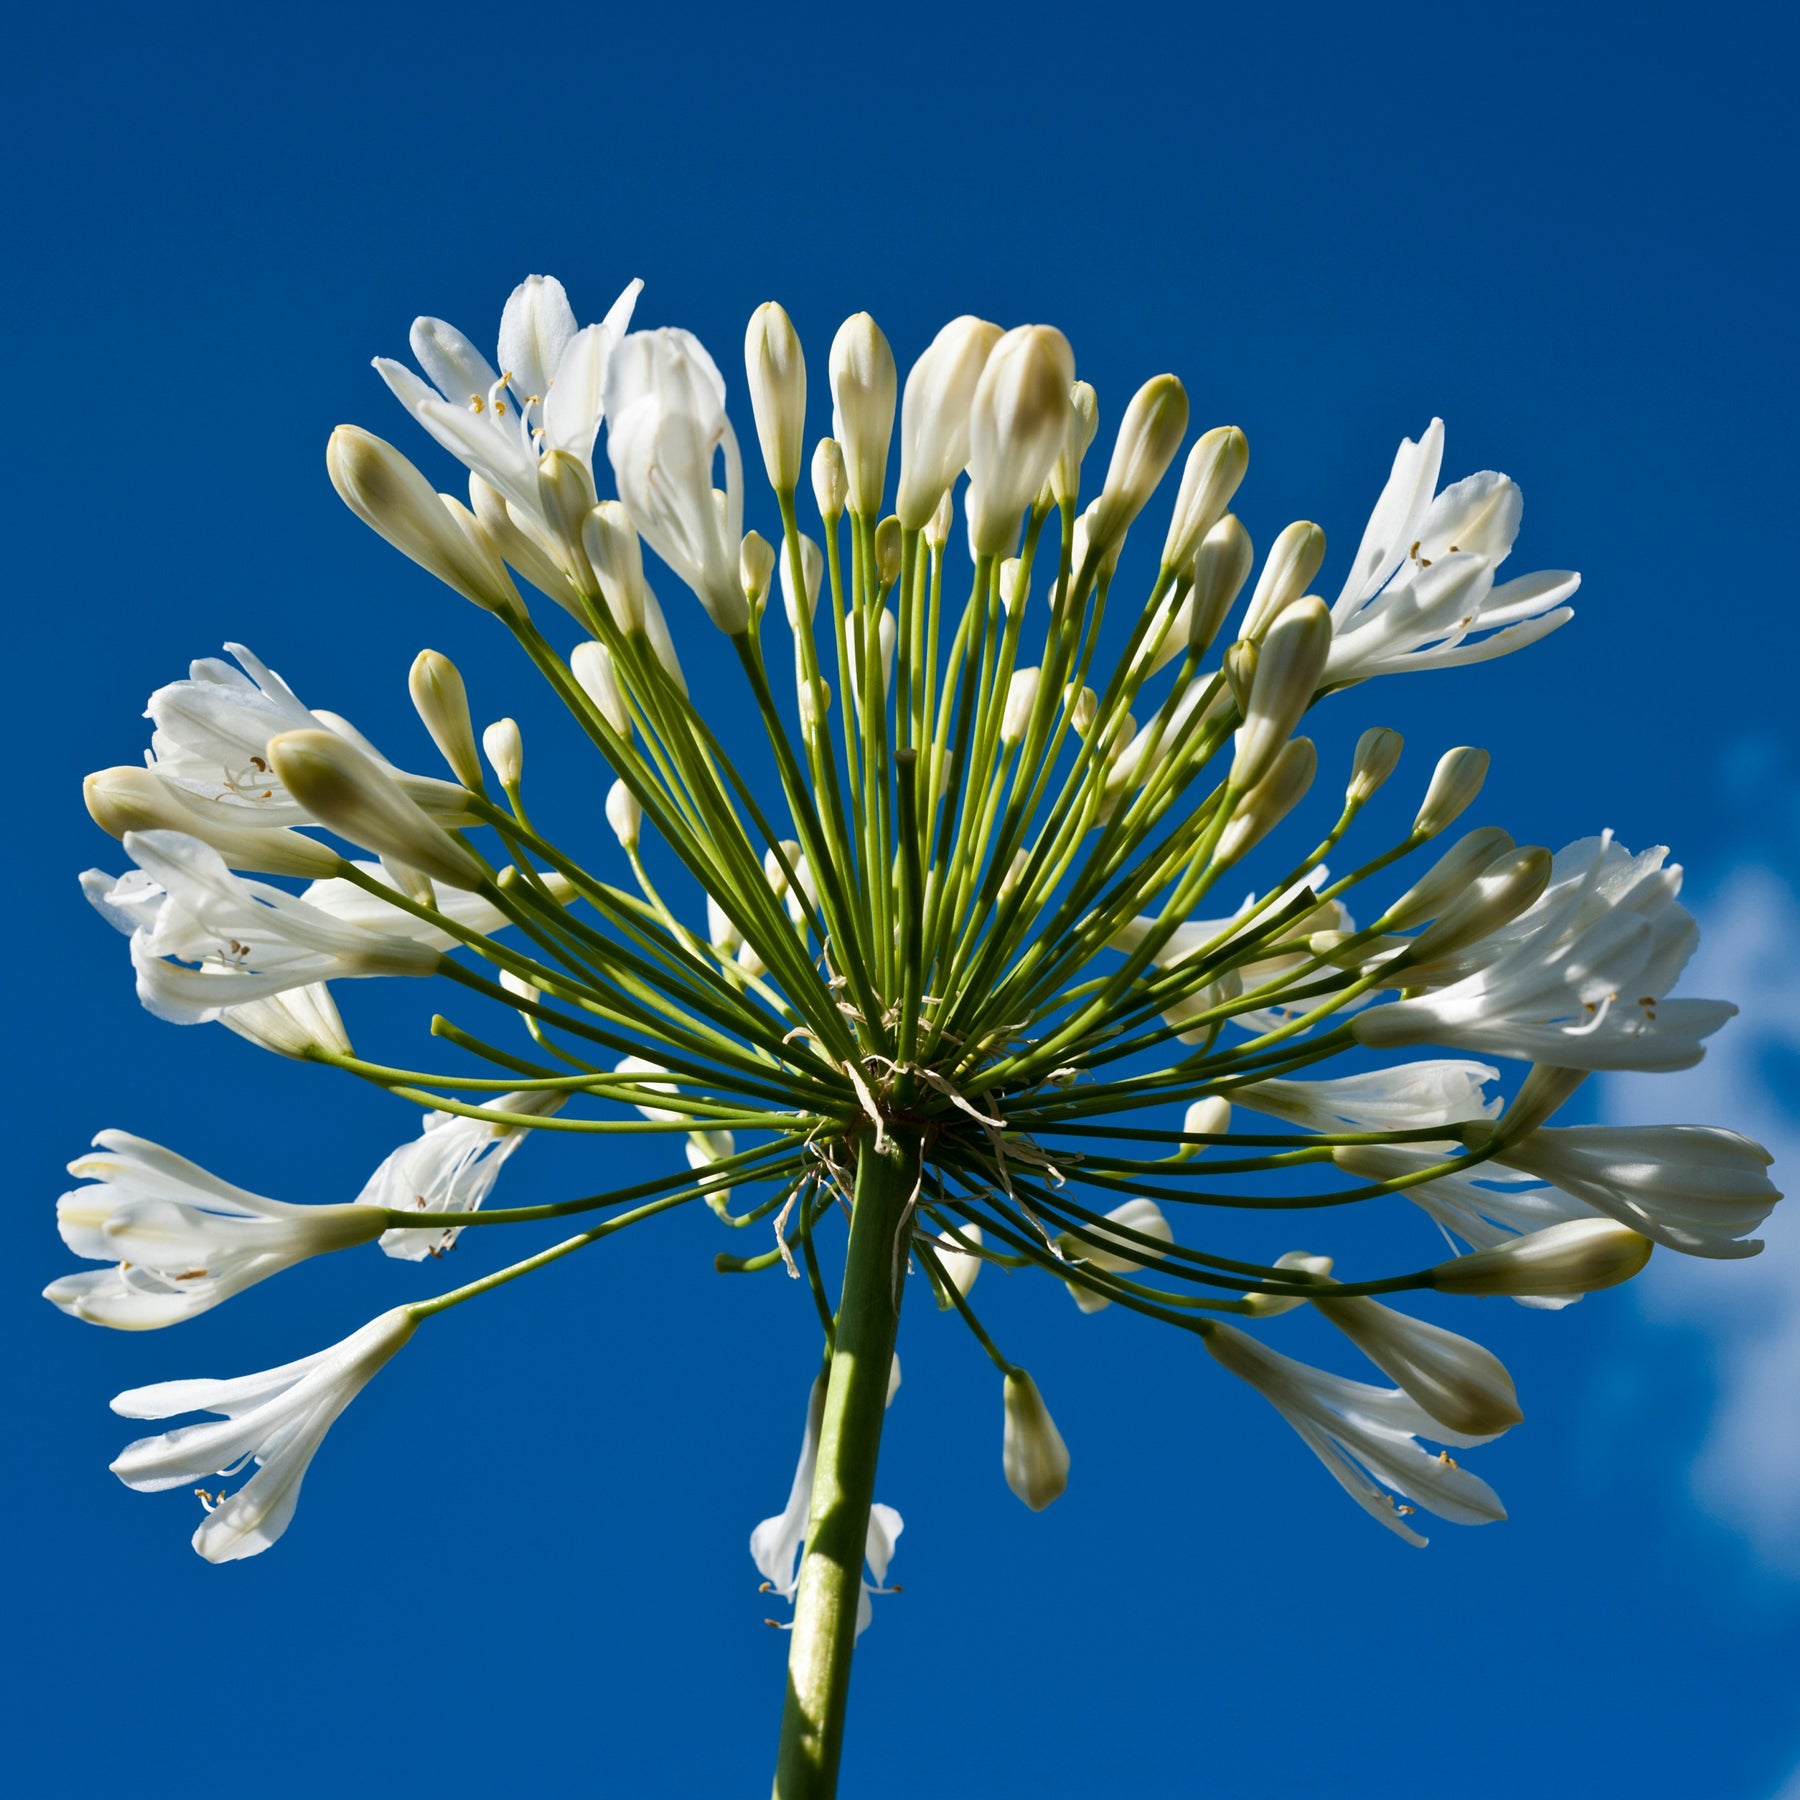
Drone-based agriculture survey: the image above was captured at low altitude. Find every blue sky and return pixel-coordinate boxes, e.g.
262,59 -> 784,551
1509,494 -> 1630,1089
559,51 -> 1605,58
9,3 -> 1798,1795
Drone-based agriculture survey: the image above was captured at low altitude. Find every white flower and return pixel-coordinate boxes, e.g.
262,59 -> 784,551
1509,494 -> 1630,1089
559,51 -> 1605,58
751,1375 -> 903,1636
143,644 -> 470,830
1232,1059 -> 1501,1135
1059,1198 -> 1172,1313
1326,419 -> 1578,682
374,272 -> 641,545
1496,1123 -> 1780,1259
1001,1370 -> 1070,1509
84,831 -> 441,1025
1356,835 -> 1737,1070
298,859 -> 517,948
356,1090 -> 568,1260
1204,1323 -> 1507,1545
603,328 -> 748,633
46,1131 -> 382,1329
932,1223 -> 985,1298
109,1307 -> 416,1563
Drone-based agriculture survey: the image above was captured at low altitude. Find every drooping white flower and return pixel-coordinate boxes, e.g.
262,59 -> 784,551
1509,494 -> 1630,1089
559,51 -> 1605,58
1356,835 -> 1736,1070
356,1090 -> 568,1260
109,1307 -> 416,1562
1059,1198 -> 1172,1313
932,1222 -> 985,1298
751,1375 -> 903,1636
46,1131 -> 383,1329
374,273 -> 642,549
603,328 -> 748,633
1203,1322 -> 1507,1545
1001,1369 -> 1070,1509
1232,1059 -> 1501,1135
84,831 -> 441,1025
1326,420 -> 1577,682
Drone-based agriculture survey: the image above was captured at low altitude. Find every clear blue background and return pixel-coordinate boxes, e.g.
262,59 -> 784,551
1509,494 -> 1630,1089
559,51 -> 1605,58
8,3 -> 1797,1795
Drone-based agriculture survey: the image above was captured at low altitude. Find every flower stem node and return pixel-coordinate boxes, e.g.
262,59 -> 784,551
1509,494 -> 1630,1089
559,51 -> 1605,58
745,302 -> 807,493
267,730 -> 487,890
1002,1370 -> 1070,1511
1430,1220 -> 1654,1296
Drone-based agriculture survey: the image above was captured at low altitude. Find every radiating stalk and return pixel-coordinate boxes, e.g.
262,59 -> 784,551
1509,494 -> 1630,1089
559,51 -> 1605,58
772,1133 -> 916,1799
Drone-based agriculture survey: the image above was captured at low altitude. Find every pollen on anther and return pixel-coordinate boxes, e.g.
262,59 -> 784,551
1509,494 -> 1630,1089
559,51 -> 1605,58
468,395 -> 484,414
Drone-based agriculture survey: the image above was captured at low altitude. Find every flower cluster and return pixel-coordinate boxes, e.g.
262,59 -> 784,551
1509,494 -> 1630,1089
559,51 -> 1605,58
63,271 -> 1778,1783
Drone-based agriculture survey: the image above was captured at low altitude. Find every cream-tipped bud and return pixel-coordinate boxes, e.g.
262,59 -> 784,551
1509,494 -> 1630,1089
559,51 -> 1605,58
1230,597 -> 1331,790
605,777 -> 642,850
1050,380 -> 1100,508
639,589 -> 688,695
268,729 -> 484,889
499,967 -> 540,1008
932,1224 -> 985,1301
1241,1249 -> 1336,1318
1189,515 -> 1255,653
874,515 -> 903,591
82,766 -> 344,880
998,557 -> 1025,613
1384,826 -> 1517,927
468,473 -> 581,617
745,302 -> 807,492
739,530 -> 776,612
1414,747 -> 1490,838
763,839 -> 803,899
1406,845 -> 1552,964
1223,638 -> 1258,712
327,426 -> 522,618
1162,425 -> 1249,573
705,894 -> 743,955
1001,1370 -> 1069,1511
582,499 -> 650,632
998,848 -> 1031,902
1182,1095 -> 1233,1154
811,437 -> 848,524
1347,727 -> 1404,804
482,718 -> 523,788
1218,736 -> 1316,862
967,326 -> 1077,556
780,532 -> 824,628
925,486 -> 954,550
828,314 -> 897,517
1003,668 -> 1041,745
1066,684 -> 1099,735
1242,521 -> 1327,640
408,651 -> 484,792
568,640 -> 629,737
848,610 -> 896,719
1431,1219 -> 1653,1296
1085,374 -> 1189,556
895,315 -> 1004,529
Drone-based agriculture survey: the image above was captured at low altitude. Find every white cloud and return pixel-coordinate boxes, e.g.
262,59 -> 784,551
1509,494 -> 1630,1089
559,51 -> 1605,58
1601,864 -> 1800,1570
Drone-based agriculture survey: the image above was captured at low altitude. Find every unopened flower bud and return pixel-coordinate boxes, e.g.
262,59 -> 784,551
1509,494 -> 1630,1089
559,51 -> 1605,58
327,426 -> 522,618
482,718 -> 523,788
1242,520 -> 1327,640
1413,747 -> 1490,838
268,729 -> 484,889
1230,596 -> 1331,790
1065,684 -> 1099,735
967,325 -> 1077,556
583,500 -> 651,632
874,515 -> 903,592
998,848 -> 1031,901
1189,514 -> 1254,652
82,766 -> 343,880
848,610 -> 896,718
739,530 -> 776,612
500,968 -> 540,1008
409,650 -> 484,792
811,437 -> 847,523
1001,1370 -> 1070,1511
1049,379 -> 1100,507
534,449 -> 600,587
1385,826 -> 1516,927
926,486 -> 954,550
896,315 -> 1004,528
705,894 -> 743,955
640,590 -> 689,696
1407,845 -> 1552,964
1218,736 -> 1316,862
932,1224 -> 985,1301
605,777 -> 642,849
1085,375 -> 1188,556
780,532 -> 824,628
745,301 -> 807,491
1242,1249 -> 1335,1318
1223,637 -> 1259,711
218,985 -> 354,1059
829,314 -> 897,517
1347,727 -> 1403,804
1057,1198 -> 1172,1313
468,473 -> 581,617
764,840 -> 802,898
568,640 -> 629,737
1162,425 -> 1249,573
998,556 -> 1025,612
1180,1095 -> 1232,1158
1431,1219 -> 1653,1297
1003,668 -> 1041,745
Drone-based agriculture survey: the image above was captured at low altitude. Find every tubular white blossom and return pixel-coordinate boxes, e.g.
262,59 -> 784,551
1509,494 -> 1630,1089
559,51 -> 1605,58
47,1132 -> 383,1329
1058,1198 -> 1172,1313
109,1307 -> 417,1563
1203,1324 -> 1507,1546
1430,1219 -> 1653,1296
1233,1060 -> 1501,1134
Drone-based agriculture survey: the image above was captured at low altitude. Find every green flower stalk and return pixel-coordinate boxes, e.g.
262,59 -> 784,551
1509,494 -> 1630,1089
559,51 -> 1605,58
61,271 -> 1781,1799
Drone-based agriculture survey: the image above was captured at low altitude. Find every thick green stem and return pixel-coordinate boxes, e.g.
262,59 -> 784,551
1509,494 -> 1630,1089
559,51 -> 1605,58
772,1133 -> 917,1799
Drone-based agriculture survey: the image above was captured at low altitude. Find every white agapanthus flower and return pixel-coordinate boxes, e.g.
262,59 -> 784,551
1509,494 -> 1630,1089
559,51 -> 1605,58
1356,834 -> 1736,1070
1204,1323 -> 1509,1546
357,1090 -> 569,1259
375,273 -> 643,546
109,1307 -> 416,1563
1231,1060 -> 1501,1135
752,1376 -> 903,1637
1059,1198 -> 1172,1313
46,1131 -> 383,1329
83,830 -> 441,1023
1325,419 -> 1578,682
